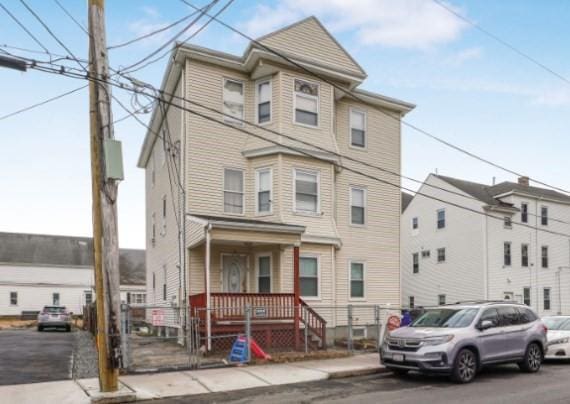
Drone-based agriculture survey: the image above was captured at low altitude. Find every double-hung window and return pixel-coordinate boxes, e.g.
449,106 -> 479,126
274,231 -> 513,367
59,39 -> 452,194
438,294 -> 446,305
151,212 -> 156,245
162,265 -> 167,301
223,168 -> 244,214
544,288 -> 551,310
161,195 -> 167,235
294,169 -> 319,213
256,168 -> 272,214
542,246 -> 549,268
521,244 -> 529,267
349,261 -> 365,299
523,287 -> 531,306
504,242 -> 512,266
350,187 -> 366,225
350,109 -> 366,148
257,255 -> 271,293
437,248 -> 446,263
541,206 -> 548,226
409,296 -> 415,309
412,217 -> 419,230
504,216 -> 512,228
223,79 -> 244,125
294,79 -> 319,127
300,256 -> 319,298
437,209 -> 446,229
521,203 -> 528,223
10,292 -> 17,306
412,253 -> 419,274
53,293 -> 60,306
256,80 -> 271,123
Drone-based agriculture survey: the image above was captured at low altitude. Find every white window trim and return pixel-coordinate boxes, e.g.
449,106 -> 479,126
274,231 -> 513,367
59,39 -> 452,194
412,252 -> 419,274
255,167 -> 273,216
222,77 -> 245,126
255,252 -> 272,293
541,205 -> 549,226
151,212 -> 156,246
220,253 -> 249,293
349,186 -> 367,227
436,248 -> 446,263
9,291 -> 17,306
438,294 -> 446,305
412,217 -> 419,230
348,107 -> 367,150
292,168 -> 321,216
521,202 -> 529,222
300,254 -> 321,301
543,287 -> 551,311
541,245 -> 549,268
348,260 -> 366,301
436,208 -> 446,230
504,241 -> 512,267
223,167 -> 245,216
161,194 -> 167,236
255,78 -> 272,125
293,78 -> 320,129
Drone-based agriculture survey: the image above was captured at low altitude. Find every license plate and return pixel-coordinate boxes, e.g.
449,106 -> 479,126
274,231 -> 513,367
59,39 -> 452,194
392,354 -> 404,362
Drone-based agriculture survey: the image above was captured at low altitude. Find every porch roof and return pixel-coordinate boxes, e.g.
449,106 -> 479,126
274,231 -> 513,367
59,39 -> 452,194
188,214 -> 306,235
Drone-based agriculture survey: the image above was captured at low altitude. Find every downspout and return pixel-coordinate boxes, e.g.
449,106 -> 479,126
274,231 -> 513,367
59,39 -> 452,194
205,224 -> 212,351
483,213 -> 489,300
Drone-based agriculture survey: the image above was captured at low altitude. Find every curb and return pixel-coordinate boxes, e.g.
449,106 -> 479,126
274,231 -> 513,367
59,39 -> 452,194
328,366 -> 388,379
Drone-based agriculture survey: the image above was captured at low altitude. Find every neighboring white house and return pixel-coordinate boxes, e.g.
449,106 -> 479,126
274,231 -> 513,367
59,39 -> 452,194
402,174 -> 570,316
0,232 -> 146,317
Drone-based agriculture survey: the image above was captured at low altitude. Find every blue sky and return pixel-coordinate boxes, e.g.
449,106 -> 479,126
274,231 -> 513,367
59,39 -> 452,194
0,0 -> 569,248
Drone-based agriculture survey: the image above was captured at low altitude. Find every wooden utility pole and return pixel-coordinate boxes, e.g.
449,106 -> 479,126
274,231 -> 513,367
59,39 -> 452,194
88,0 -> 122,392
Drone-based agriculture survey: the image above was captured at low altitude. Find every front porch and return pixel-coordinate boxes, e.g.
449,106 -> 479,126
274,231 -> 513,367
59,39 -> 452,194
186,215 -> 327,352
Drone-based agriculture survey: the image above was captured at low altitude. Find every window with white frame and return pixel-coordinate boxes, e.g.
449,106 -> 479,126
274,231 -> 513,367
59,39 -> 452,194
541,206 -> 548,226
523,287 -> 531,306
258,255 -> 271,293
521,203 -> 528,223
504,216 -> 512,228
437,248 -> 446,263
521,244 -> 529,267
294,79 -> 319,126
84,291 -> 93,305
300,256 -> 318,298
542,246 -> 549,268
409,296 -> 415,309
151,212 -> 156,245
152,272 -> 156,292
504,242 -> 512,266
412,217 -> 419,230
162,265 -> 167,301
294,169 -> 319,213
256,80 -> 271,124
223,78 -> 244,124
10,292 -> 17,306
438,294 -> 446,305
350,261 -> 365,299
350,109 -> 366,148
53,292 -> 60,306
256,168 -> 272,214
223,168 -> 244,214
544,288 -> 551,310
437,209 -> 446,229
130,293 -> 146,304
412,253 -> 419,273
350,187 -> 366,225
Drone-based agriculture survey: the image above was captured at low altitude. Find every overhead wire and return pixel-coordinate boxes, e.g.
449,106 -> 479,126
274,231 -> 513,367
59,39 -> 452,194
0,2 -> 50,53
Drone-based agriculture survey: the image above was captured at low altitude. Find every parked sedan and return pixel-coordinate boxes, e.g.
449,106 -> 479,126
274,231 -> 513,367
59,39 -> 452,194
37,306 -> 72,332
543,316 -> 570,359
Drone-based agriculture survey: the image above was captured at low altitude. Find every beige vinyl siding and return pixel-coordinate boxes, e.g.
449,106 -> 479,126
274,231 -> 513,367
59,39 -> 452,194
258,17 -> 364,78
334,101 -> 401,307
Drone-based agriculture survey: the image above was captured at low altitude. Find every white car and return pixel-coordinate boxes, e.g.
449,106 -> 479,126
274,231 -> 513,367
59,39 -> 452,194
543,316 -> 570,359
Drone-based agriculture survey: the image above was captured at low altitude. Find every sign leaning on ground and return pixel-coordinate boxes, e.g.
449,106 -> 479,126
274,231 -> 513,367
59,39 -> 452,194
151,309 -> 165,326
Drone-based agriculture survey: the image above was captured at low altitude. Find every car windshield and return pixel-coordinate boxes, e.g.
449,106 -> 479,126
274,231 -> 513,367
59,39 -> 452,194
411,308 -> 478,328
44,306 -> 66,313
543,317 -> 570,331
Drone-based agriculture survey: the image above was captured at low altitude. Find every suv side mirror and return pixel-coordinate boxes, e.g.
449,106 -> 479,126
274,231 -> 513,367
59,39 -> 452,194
478,319 -> 494,330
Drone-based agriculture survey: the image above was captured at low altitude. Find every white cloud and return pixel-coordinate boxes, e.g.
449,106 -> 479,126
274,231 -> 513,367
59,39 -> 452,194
240,0 -> 469,49
533,87 -> 570,107
444,47 -> 483,66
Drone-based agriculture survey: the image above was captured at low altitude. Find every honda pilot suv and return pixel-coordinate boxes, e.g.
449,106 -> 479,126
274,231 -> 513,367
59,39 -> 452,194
380,302 -> 547,383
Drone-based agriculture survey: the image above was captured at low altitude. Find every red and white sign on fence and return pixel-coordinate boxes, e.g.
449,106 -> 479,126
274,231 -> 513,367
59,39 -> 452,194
151,309 -> 165,326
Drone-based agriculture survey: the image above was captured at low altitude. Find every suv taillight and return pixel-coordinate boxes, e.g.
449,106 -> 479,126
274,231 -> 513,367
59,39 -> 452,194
542,324 -> 548,334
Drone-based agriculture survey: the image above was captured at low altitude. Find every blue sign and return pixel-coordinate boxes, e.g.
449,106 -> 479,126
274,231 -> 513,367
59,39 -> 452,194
228,336 -> 248,363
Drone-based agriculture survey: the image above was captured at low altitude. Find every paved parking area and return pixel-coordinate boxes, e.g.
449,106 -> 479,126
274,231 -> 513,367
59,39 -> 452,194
0,328 -> 75,385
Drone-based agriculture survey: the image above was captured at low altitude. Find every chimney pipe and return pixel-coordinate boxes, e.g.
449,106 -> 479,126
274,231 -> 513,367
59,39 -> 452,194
518,176 -> 530,187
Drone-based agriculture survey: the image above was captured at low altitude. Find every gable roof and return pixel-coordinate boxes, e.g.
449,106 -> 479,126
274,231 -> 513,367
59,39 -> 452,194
434,175 -> 570,206
402,192 -> 414,212
0,232 -> 146,286
255,16 -> 367,79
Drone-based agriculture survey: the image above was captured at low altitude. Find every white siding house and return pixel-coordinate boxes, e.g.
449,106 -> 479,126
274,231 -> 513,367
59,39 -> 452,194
0,232 -> 146,317
402,174 -> 570,316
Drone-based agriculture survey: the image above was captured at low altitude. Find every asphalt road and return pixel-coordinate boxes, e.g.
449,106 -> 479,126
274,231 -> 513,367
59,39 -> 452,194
0,328 -> 75,385
157,361 -> 570,404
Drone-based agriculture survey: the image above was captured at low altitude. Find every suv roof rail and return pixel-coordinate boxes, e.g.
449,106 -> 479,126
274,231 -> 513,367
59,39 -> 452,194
452,300 -> 524,306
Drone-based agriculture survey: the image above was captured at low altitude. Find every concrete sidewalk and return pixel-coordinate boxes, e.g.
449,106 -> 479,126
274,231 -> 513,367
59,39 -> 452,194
0,353 -> 384,403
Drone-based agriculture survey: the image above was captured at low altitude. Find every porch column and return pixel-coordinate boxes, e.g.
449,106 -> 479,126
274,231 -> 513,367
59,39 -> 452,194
293,244 -> 300,350
205,226 -> 212,351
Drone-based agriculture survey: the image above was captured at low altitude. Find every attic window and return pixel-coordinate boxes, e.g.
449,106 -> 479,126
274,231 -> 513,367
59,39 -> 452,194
294,79 -> 319,127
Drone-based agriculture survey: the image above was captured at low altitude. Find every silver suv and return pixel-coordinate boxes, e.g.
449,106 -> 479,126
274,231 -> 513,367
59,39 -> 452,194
380,302 -> 547,383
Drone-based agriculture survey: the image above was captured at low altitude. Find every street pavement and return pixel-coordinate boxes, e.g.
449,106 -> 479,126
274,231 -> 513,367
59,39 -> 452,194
0,328 -> 74,385
154,361 -> 570,404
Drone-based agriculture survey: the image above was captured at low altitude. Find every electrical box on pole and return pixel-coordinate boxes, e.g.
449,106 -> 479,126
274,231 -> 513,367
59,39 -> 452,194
104,139 -> 124,181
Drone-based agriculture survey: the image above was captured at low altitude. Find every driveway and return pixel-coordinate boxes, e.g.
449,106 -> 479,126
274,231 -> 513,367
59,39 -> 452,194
0,328 -> 75,385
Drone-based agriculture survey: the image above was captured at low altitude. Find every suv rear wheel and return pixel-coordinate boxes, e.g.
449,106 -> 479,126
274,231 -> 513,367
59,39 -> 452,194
451,349 -> 477,383
518,343 -> 542,373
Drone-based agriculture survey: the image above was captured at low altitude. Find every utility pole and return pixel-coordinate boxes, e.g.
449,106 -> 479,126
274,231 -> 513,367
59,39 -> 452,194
88,0 -> 123,392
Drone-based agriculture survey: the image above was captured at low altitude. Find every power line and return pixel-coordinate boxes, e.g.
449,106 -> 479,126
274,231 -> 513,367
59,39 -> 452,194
119,0 -> 219,74
179,0 -> 570,196
0,85 -> 87,121
53,0 -> 88,36
123,0 -> 235,75
0,2 -> 50,53
21,58 -> 570,239
431,0 -> 570,87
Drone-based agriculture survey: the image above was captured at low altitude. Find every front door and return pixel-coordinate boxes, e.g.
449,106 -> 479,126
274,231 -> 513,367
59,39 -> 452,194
222,255 -> 247,293
477,308 -> 506,363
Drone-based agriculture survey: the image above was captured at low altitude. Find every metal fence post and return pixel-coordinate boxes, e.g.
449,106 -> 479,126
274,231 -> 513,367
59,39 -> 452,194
347,304 -> 353,352
303,306 -> 308,353
245,304 -> 252,363
374,305 -> 381,350
120,303 -> 129,369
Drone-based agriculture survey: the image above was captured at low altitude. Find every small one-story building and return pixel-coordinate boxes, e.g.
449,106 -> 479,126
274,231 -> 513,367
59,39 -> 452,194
0,232 -> 145,317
